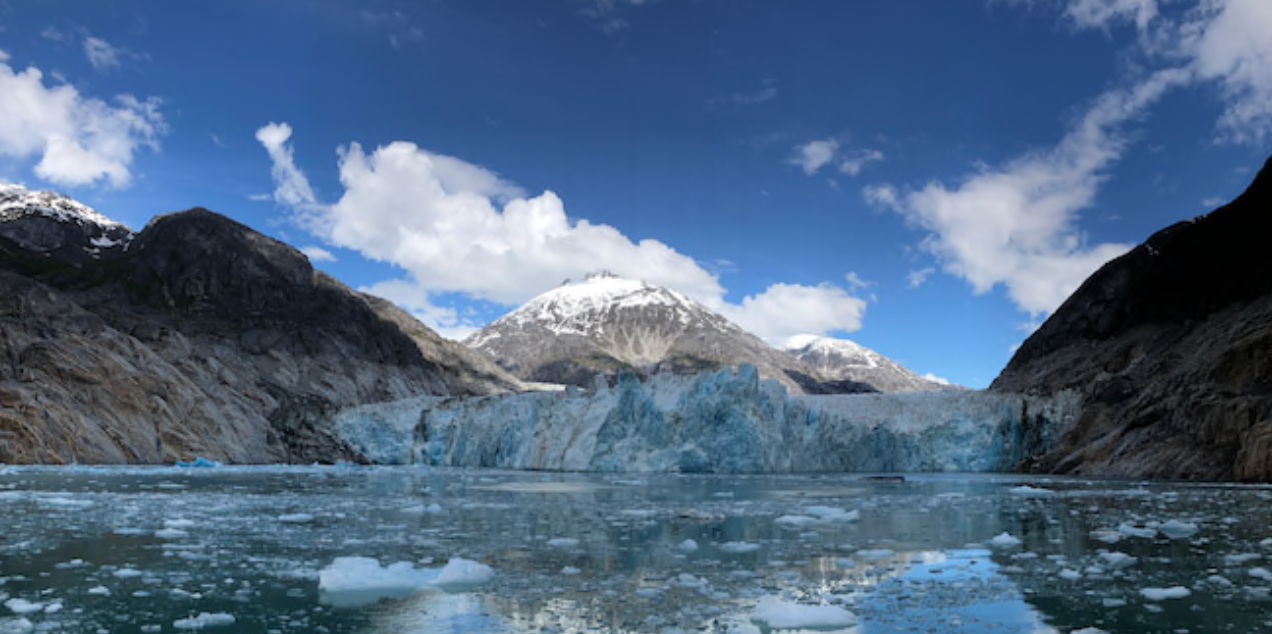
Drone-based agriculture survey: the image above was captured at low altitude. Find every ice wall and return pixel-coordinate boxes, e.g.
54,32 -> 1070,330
336,366 -> 1082,473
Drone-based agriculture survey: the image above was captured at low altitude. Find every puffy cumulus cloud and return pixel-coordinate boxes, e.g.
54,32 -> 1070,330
1059,0 -> 1272,144
717,282 -> 867,344
0,53 -> 164,188
867,68 -> 1189,316
258,124 -> 869,342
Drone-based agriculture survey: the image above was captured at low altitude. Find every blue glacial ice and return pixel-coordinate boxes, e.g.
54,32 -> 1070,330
335,365 -> 1081,472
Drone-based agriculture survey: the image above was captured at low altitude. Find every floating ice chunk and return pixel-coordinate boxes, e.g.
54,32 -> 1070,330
1117,523 -> 1157,539
172,612 -> 236,629
988,533 -> 1022,548
164,519 -> 196,530
432,558 -> 495,590
802,506 -> 860,523
1058,568 -> 1082,581
113,568 -> 143,578
1089,529 -> 1123,544
1249,567 -> 1272,581
0,618 -> 32,634
86,586 -> 110,596
318,557 -> 437,607
1071,628 -> 1111,634
278,513 -> 315,524
3,599 -> 42,615
855,548 -> 895,560
1008,485 -> 1055,497
402,503 -> 444,515
719,542 -> 761,554
155,528 -> 188,539
1225,553 -> 1261,565
1139,586 -> 1191,601
1098,552 -> 1137,569
561,566 -> 581,575
750,596 -> 856,631
834,557 -> 855,568
676,539 -> 699,553
775,515 -> 818,527
1157,520 -> 1199,539
546,538 -> 580,548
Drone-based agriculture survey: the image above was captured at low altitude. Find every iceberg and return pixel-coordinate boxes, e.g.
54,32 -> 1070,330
335,365 -> 1081,473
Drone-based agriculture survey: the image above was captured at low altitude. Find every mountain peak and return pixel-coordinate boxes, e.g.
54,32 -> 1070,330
505,274 -> 702,339
785,333 -> 954,393
0,183 -> 128,230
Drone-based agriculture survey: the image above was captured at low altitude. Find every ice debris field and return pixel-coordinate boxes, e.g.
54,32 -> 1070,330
1,466 -> 1271,633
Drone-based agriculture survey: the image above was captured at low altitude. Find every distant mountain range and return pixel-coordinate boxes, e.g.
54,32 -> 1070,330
465,271 -> 949,394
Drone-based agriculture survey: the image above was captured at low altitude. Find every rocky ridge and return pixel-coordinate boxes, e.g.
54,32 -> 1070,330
0,187 -> 521,465
992,154 -> 1272,481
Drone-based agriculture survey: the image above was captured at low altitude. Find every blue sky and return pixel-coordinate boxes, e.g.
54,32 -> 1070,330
0,0 -> 1269,387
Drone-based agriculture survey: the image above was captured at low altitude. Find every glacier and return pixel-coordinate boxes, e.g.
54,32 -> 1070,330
335,364 -> 1081,473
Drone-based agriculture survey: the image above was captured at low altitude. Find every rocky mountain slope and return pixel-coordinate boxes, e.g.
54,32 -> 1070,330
465,272 -> 888,394
992,154 -> 1272,481
785,334 -> 953,393
0,187 -> 520,465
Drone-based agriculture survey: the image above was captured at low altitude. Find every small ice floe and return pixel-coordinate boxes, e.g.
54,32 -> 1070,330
172,612 -> 236,629
1139,586 -> 1191,601
155,528 -> 189,539
1224,552 -> 1261,566
1157,520 -> 1199,539
719,542 -> 761,554
801,506 -> 860,523
3,599 -> 43,615
1089,529 -> 1123,544
1008,485 -> 1056,497
113,568 -> 143,579
1098,551 -> 1137,570
1249,567 -> 1272,581
561,566 -> 581,575
1058,569 -> 1082,581
546,538 -> 580,549
86,586 -> 110,596
1117,523 -> 1157,539
775,515 -> 818,528
750,596 -> 857,631
319,557 -> 437,607
1071,628 -> 1111,634
988,533 -> 1022,548
277,513 -> 315,524
676,539 -> 699,554
854,548 -> 895,560
401,503 -> 444,515
432,558 -> 496,590
0,618 -> 33,634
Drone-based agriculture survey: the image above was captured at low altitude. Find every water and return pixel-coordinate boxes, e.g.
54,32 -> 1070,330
1,466 -> 1270,633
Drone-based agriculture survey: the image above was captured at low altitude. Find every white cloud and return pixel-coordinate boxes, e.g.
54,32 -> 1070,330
839,149 -> 885,176
300,245 -> 337,263
906,267 -> 936,289
1060,0 -> 1272,144
255,122 -> 318,210
791,139 -> 883,177
791,139 -> 839,176
867,68 -> 1189,316
718,283 -> 867,344
1064,0 -> 1159,31
0,53 -> 164,188
83,36 -> 123,71
258,124 -> 868,343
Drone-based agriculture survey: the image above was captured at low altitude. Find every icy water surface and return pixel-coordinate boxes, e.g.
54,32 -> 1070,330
1,467 -> 1271,633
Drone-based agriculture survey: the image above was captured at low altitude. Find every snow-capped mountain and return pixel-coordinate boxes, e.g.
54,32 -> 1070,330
466,272 -> 876,394
784,334 -> 955,393
0,183 -> 134,262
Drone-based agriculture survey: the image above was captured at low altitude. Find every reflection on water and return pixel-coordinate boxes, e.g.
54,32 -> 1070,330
0,466 -> 1270,633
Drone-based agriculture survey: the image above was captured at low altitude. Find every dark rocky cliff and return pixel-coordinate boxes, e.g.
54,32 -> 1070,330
992,154 -> 1272,481
0,205 -> 520,465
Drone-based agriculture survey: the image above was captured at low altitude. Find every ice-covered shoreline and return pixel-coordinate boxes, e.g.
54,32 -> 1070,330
335,365 -> 1082,473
